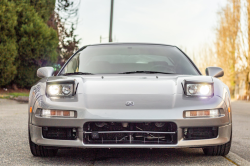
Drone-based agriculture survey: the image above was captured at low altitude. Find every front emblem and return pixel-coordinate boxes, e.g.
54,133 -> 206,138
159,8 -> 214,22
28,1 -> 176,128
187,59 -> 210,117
125,101 -> 134,106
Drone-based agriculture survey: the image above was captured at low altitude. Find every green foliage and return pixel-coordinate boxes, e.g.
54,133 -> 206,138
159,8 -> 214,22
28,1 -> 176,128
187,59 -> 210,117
0,0 -> 79,88
16,4 -> 58,62
0,0 -> 18,86
13,3 -> 58,87
29,0 -> 56,22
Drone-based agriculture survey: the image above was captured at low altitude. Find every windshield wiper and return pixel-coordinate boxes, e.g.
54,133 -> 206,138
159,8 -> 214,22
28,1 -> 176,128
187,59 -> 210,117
118,71 -> 175,74
62,72 -> 94,75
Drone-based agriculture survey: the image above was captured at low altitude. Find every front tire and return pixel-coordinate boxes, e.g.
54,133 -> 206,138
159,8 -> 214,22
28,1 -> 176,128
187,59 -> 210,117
203,131 -> 232,156
29,129 -> 58,157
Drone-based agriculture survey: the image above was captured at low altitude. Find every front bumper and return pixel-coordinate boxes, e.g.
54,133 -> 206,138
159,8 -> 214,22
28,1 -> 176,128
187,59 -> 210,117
30,123 -> 231,148
29,94 -> 231,148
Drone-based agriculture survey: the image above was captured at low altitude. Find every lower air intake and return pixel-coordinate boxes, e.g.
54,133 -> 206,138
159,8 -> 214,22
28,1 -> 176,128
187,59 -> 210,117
42,127 -> 77,140
183,127 -> 218,140
83,122 -> 177,144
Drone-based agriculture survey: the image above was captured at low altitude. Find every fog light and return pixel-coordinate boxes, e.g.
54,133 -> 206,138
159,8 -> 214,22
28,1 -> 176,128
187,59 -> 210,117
184,109 -> 220,118
41,109 -> 75,118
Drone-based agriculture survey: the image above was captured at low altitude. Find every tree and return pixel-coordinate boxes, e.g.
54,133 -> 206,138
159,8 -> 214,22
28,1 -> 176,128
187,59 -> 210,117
215,0 -> 241,97
13,3 -> 58,87
47,0 -> 81,67
0,0 -> 80,88
195,44 -> 216,75
0,0 -> 18,86
243,0 -> 250,96
29,0 -> 56,22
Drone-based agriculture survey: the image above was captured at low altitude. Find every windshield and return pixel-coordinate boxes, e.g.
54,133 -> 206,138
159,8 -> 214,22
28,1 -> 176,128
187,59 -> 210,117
59,45 -> 200,75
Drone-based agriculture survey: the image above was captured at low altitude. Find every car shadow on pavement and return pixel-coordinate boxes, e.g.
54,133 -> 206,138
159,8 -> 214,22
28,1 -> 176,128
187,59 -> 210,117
28,148 -> 231,166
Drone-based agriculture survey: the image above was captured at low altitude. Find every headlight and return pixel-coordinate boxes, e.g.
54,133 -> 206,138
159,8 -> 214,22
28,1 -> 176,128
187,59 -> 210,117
184,109 -> 224,118
62,85 -> 71,95
48,85 -> 61,95
41,109 -> 75,118
184,81 -> 213,97
46,81 -> 75,97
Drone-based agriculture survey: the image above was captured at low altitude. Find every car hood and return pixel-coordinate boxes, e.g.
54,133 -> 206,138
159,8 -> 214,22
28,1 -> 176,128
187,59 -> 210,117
47,75 -> 213,109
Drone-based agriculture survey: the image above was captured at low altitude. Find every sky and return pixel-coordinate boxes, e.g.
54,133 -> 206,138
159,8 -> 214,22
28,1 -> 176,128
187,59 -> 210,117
75,0 -> 227,56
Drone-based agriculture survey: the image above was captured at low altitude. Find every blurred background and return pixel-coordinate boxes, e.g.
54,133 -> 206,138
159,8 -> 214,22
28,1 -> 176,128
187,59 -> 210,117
0,0 -> 249,99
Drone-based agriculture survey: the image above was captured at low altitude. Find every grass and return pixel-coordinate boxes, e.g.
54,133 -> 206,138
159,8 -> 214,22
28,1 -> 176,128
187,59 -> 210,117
8,92 -> 29,97
0,92 -> 29,99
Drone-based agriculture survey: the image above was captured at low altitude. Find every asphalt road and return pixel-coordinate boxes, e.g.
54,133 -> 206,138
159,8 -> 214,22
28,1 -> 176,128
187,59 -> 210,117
0,99 -> 249,166
230,101 -> 250,162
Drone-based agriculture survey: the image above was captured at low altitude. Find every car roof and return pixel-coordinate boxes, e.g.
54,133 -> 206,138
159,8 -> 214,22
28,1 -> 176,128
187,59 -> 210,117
87,42 -> 176,47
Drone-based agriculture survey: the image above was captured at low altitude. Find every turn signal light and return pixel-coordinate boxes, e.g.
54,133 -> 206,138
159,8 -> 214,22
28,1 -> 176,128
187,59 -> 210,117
184,109 -> 220,118
41,109 -> 75,118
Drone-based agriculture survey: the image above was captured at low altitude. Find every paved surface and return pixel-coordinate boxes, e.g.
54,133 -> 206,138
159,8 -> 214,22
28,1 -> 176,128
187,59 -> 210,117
230,101 -> 250,162
0,99 -> 249,165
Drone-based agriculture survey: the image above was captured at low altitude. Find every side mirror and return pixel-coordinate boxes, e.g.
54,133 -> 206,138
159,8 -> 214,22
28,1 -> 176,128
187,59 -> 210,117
37,67 -> 54,78
205,67 -> 224,78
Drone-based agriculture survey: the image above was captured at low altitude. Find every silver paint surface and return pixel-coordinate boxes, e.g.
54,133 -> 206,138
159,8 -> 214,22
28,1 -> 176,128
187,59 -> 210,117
29,74 -> 232,148
29,43 -> 232,148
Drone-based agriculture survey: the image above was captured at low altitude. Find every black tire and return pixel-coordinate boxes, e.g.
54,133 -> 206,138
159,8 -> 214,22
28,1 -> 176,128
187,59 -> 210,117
29,130 -> 58,157
203,131 -> 232,156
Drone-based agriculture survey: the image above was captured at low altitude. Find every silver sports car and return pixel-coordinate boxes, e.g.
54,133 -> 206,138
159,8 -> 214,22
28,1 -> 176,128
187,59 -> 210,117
28,43 -> 232,157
